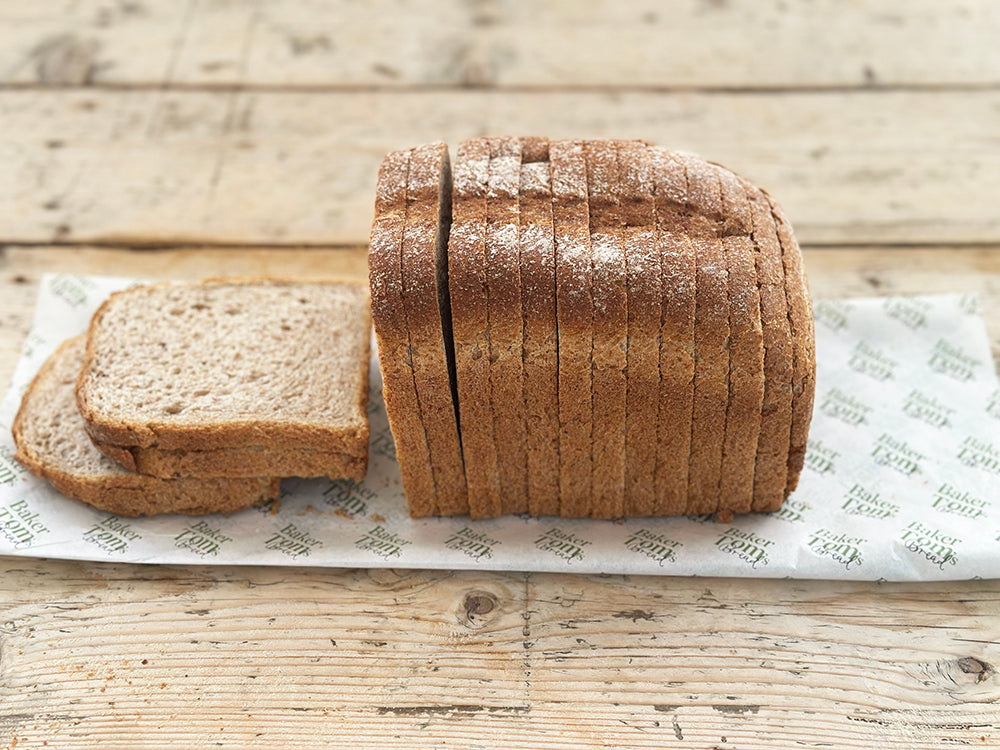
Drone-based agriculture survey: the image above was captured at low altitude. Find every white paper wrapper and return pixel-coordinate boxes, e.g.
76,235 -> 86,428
1,274 -> 998,580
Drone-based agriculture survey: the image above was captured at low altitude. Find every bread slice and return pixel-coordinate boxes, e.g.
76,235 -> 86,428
401,142 -> 469,515
519,137 -> 560,517
76,278 -> 371,479
743,179 -> 794,511
584,140 -> 628,519
14,336 -> 279,516
649,147 -> 697,516
618,141 -> 660,516
450,137 -> 503,519
552,140 -> 594,518
370,148 -> 438,514
716,164 -> 765,518
681,154 -> 731,516
484,137 -> 529,515
767,192 -> 815,497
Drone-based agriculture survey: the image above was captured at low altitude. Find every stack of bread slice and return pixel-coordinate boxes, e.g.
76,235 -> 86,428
370,138 -> 815,520
14,278 -> 372,516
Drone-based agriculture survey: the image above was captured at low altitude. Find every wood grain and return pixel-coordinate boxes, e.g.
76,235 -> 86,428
1,0 -> 998,89
3,89 -> 1000,246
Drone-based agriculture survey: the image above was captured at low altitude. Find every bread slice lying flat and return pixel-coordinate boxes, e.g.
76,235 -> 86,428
76,278 -> 371,479
13,336 -> 280,516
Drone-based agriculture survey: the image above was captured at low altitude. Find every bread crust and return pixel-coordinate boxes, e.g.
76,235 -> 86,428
743,179 -> 794,511
618,141 -> 660,516
485,137 -> 529,515
649,148 -> 696,516
14,337 -> 279,518
450,138 -> 503,518
584,140 -> 628,519
552,140 -> 594,517
402,142 -> 469,515
518,138 -> 560,516
716,164 -> 765,517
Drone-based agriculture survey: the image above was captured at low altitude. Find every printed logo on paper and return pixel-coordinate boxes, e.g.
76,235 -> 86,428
987,389 -> 1000,421
848,340 -> 897,382
174,520 -> 233,557
871,433 -> 925,477
264,523 -> 322,558
812,299 -> 853,333
322,478 -> 375,518
902,389 -> 955,429
0,499 -> 50,549
957,436 -> 1000,476
534,527 -> 591,563
623,529 -> 682,566
713,527 -> 773,569
806,528 -> 866,571
819,387 -> 873,427
768,497 -> 810,524
931,483 -> 989,521
841,483 -> 900,520
83,515 -> 141,554
803,439 -> 838,476
883,297 -> 930,331
0,445 -> 27,487
900,521 -> 960,571
958,292 -> 979,315
355,524 -> 411,560
50,274 -> 98,308
369,424 -> 397,461
928,339 -> 982,382
444,526 -> 500,561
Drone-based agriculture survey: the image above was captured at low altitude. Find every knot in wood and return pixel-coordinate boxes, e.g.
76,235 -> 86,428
460,590 -> 498,627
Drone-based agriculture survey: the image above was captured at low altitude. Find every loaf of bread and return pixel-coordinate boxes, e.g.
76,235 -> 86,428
370,138 -> 815,520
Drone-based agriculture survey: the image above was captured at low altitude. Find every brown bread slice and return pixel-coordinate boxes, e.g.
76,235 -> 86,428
743,178 -> 794,511
402,142 -> 469,515
14,337 -> 279,517
681,154 -> 731,516
584,139 -> 628,519
648,147 -> 696,516
766,192 -> 815,496
450,137 -> 503,519
518,137 -> 560,516
551,139 -> 593,517
370,148 -> 437,514
484,137 -> 529,515
618,140 -> 660,516
715,164 -> 765,518
76,278 -> 371,477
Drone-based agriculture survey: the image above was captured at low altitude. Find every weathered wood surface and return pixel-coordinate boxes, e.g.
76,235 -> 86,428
3,89 -> 1000,246
2,0 -> 998,89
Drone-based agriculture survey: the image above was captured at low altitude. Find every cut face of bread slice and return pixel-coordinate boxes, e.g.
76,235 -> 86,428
450,137 -> 503,519
13,337 -> 279,517
649,147 -> 696,517
76,278 -> 371,479
584,139 -> 628,520
371,148 -> 438,514
402,142 -> 469,515
519,137 -> 559,517
485,137 -> 529,515
716,164 -> 765,518
552,140 -> 594,518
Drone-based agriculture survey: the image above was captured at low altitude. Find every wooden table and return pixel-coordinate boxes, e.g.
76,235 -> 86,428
2,3 -> 999,747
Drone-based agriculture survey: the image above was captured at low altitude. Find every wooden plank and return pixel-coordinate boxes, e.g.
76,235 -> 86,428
3,89 -> 1000,246
2,1 -> 998,89
1,560 -> 998,748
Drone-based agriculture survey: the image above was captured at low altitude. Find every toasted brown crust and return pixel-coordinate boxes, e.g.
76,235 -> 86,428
76,278 -> 371,455
766,191 -> 815,496
584,140 -> 628,519
716,164 -> 765,516
743,179 -> 794,512
485,137 -> 529,515
619,141 -> 660,516
552,140 -> 594,518
370,149 -> 438,516
450,137 -> 503,519
13,337 -> 280,518
649,147 -> 696,516
402,142 -> 469,515
681,154 -> 730,516
519,138 -> 560,517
